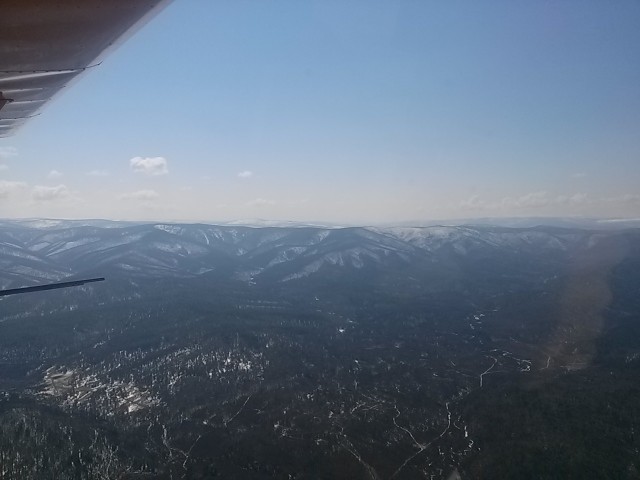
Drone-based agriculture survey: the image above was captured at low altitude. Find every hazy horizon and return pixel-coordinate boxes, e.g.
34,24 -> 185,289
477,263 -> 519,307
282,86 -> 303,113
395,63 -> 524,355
2,215 -> 640,232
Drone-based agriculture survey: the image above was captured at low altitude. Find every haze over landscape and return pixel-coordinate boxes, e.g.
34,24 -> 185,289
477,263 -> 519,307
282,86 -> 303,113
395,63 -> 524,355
0,218 -> 638,478
1,1 -> 639,224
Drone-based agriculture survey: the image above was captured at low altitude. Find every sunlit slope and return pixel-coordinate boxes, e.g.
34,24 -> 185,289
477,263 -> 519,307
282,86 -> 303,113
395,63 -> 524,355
1,221 -> 637,288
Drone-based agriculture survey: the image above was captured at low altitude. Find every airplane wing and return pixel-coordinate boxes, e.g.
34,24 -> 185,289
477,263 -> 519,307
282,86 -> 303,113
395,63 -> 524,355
0,1 -> 171,296
0,0 -> 173,137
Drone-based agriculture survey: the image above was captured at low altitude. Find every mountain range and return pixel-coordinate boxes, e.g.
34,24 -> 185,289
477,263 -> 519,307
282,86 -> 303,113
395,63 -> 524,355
1,219 -> 638,289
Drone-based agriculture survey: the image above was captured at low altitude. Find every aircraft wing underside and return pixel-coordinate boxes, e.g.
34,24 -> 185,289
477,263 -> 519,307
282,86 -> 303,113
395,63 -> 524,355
0,0 -> 172,137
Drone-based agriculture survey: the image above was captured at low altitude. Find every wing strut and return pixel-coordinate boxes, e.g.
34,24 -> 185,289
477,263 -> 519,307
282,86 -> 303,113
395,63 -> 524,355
0,277 -> 105,297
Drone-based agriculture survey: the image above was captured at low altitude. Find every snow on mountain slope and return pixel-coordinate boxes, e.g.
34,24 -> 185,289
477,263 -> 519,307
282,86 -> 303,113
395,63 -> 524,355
375,226 -> 593,254
0,220 -> 636,287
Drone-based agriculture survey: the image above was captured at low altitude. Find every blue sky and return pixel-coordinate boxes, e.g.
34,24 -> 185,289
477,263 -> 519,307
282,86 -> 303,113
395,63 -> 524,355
1,0 -> 639,224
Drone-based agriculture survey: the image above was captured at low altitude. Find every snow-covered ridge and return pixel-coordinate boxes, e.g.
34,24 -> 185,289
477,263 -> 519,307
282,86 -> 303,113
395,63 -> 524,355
0,220 -> 636,286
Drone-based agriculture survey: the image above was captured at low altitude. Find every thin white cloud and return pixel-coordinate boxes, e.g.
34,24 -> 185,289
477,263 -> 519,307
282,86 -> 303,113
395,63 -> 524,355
556,192 -> 588,206
87,169 -> 110,177
0,147 -> 18,159
514,191 -> 550,208
0,180 -> 27,199
571,172 -> 587,179
247,198 -> 275,207
32,184 -> 70,202
0,165 -> 9,172
118,189 -> 160,201
604,193 -> 640,204
459,195 -> 486,210
460,191 -> 591,212
621,194 -> 640,204
48,169 -> 63,179
130,156 -> 168,176
238,170 -> 253,178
